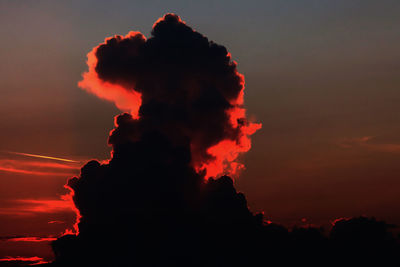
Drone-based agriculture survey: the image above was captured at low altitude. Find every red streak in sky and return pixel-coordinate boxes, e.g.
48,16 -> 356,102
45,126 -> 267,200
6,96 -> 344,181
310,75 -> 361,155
6,237 -> 57,242
0,256 -> 46,264
0,166 -> 73,176
0,157 -> 80,176
4,151 -> 78,163
0,256 -> 42,261
15,161 -> 79,170
48,220 -> 65,224
0,199 -> 74,216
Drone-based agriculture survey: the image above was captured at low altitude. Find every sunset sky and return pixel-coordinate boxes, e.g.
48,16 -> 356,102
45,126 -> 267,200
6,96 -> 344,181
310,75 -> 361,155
1,0 -> 400,263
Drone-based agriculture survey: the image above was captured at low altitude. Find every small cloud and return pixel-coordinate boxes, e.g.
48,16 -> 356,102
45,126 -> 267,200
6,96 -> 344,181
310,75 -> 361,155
338,136 -> 373,148
48,220 -> 65,224
338,136 -> 400,153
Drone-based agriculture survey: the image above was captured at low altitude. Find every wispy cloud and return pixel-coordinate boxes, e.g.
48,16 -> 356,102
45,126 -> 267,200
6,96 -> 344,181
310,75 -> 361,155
48,220 -> 65,224
3,236 -> 57,242
0,236 -> 56,242
0,166 -> 73,176
338,136 -> 400,153
0,198 -> 74,216
0,256 -> 48,265
0,158 -> 80,176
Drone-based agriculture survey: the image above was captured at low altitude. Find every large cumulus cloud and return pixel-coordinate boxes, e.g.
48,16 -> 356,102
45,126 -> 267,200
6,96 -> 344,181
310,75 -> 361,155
79,13 -> 261,178
50,14 -> 399,267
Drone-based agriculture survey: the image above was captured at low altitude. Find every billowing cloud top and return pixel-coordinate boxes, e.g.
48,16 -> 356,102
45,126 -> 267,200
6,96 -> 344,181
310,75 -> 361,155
78,13 -> 261,178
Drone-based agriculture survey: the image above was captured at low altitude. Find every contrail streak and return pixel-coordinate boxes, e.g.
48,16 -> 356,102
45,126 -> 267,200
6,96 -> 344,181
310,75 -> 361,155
3,151 -> 79,163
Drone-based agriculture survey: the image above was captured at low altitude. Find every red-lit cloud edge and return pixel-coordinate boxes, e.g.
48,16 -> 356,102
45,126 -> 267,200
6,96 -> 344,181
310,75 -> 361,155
78,29 -> 261,180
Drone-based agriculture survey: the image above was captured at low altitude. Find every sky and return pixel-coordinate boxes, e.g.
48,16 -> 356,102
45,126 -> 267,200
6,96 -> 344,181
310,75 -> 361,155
0,0 -> 400,263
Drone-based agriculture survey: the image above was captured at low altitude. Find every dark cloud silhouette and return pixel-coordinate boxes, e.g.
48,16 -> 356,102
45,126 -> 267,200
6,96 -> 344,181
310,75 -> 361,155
48,14 -> 399,267
78,13 -> 261,178
330,217 -> 399,266
50,13 -> 263,267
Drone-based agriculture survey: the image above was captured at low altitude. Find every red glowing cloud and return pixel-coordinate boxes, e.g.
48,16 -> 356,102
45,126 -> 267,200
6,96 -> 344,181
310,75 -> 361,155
78,14 -> 261,179
78,32 -> 143,118
199,104 -> 262,178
